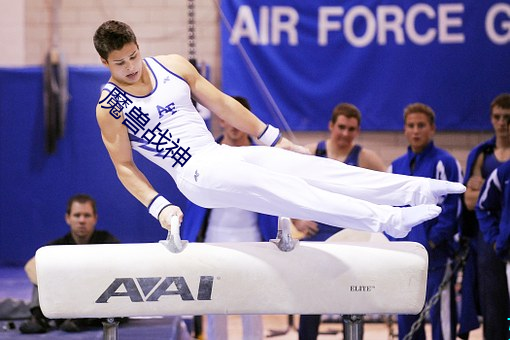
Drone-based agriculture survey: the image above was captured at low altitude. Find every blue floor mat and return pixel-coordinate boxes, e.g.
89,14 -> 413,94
0,267 -> 195,339
1,317 -> 193,339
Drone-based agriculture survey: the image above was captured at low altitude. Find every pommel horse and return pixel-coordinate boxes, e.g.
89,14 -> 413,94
36,217 -> 428,340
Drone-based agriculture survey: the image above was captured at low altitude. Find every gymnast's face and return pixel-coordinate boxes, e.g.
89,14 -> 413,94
329,115 -> 360,148
65,201 -> 98,244
404,112 -> 435,154
101,42 -> 143,85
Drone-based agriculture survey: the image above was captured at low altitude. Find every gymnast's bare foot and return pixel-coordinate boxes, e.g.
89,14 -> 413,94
385,204 -> 442,238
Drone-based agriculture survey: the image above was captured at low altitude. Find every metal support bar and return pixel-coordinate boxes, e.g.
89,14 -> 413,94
343,314 -> 363,340
102,318 -> 119,340
187,0 -> 196,60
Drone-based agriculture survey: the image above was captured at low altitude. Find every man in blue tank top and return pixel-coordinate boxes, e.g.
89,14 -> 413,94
388,103 -> 462,340
296,103 -> 386,340
294,103 -> 386,241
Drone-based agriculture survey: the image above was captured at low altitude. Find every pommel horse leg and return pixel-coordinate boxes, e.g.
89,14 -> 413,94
102,318 -> 119,340
343,314 -> 363,340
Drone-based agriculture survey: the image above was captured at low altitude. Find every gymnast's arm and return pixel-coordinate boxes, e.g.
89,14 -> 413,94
95,97 -> 183,230
159,54 -> 309,154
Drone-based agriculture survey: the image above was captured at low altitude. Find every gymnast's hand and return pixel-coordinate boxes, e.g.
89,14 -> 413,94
276,137 -> 311,154
158,205 -> 184,231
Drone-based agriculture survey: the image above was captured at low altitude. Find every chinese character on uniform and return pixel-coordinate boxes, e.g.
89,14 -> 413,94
122,106 -> 150,134
99,88 -> 133,119
143,126 -> 192,167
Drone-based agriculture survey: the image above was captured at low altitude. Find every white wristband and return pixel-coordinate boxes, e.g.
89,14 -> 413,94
258,124 -> 282,146
148,195 -> 172,220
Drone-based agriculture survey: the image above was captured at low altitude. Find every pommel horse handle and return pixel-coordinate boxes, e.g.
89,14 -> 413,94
270,217 -> 299,252
159,215 -> 188,253
159,215 -> 298,253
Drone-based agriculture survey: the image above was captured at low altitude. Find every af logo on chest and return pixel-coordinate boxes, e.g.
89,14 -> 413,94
157,102 -> 177,118
96,276 -> 214,303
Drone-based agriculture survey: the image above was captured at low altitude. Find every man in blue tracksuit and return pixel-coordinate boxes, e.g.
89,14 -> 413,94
388,103 -> 462,340
474,124 -> 510,340
460,93 -> 510,340
477,160 -> 510,261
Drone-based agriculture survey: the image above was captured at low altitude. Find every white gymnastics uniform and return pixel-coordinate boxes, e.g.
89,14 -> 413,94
100,57 -> 446,235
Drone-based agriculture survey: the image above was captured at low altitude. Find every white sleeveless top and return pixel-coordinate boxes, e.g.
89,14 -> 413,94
99,57 -> 216,180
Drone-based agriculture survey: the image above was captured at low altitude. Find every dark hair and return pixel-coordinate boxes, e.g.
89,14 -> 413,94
93,20 -> 138,60
491,93 -> 510,113
233,96 -> 251,111
331,103 -> 361,126
403,103 -> 435,125
66,194 -> 97,215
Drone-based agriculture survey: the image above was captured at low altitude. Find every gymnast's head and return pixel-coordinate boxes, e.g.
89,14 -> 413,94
94,20 -> 143,84
93,20 -> 138,62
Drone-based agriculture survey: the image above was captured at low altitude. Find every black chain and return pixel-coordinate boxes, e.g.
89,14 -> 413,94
187,0 -> 196,61
402,242 -> 470,340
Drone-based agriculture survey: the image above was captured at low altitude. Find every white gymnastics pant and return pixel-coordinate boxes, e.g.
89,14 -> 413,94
176,145 -> 436,234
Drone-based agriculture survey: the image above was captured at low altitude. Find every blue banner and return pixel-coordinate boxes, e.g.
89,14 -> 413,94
221,1 -> 510,131
0,67 -> 187,265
